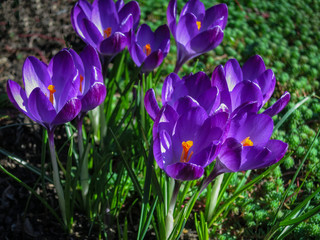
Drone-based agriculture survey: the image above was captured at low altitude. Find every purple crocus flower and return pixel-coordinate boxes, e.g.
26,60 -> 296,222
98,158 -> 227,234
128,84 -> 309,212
71,0 -> 140,57
167,0 -> 228,73
211,55 -> 290,117
211,109 -> 288,178
144,71 -> 220,120
68,45 -> 107,114
153,98 -> 228,181
7,49 -> 82,132
129,24 -> 170,73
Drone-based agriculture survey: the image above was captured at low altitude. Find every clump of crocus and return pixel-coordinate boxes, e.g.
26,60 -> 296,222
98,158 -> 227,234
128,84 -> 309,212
71,0 -> 140,58
129,24 -> 170,73
7,49 -> 85,224
152,98 -> 228,181
211,55 -> 290,116
167,0 -> 228,73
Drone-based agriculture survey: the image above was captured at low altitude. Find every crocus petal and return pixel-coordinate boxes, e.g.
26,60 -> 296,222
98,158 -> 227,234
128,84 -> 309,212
202,3 -> 228,30
167,0 -> 177,37
263,92 -> 290,117
91,0 -> 119,33
22,56 -> 50,97
69,48 -> 85,78
7,80 -> 30,117
99,32 -> 128,56
211,65 -> 231,110
28,88 -> 56,127
263,139 -> 288,167
118,14 -> 133,34
154,24 -> 171,54
154,130 -> 173,169
81,82 -> 106,112
176,13 -> 199,45
52,98 -> 81,126
82,19 -> 104,49
189,142 -> 219,167
142,50 -> 164,72
180,0 -> 205,21
198,87 -> 220,115
218,138 -> 242,172
136,24 -> 154,48
165,162 -> 204,181
174,96 -> 200,115
162,73 -> 187,105
129,42 -> 145,67
230,80 -> 263,111
153,104 -> 179,140
144,89 -> 160,121
78,0 -> 92,18
118,1 -> 140,30
71,1 -> 91,40
189,26 -> 223,54
242,55 -> 266,81
224,58 -> 242,91
256,69 -> 276,105
239,146 -> 271,171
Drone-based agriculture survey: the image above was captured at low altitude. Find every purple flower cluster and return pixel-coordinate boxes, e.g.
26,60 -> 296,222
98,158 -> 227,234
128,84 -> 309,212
145,55 -> 289,181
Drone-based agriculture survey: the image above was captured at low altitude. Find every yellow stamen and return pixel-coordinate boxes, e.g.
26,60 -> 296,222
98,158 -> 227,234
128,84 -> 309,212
80,75 -> 84,93
143,43 -> 152,56
47,85 -> 56,105
180,141 -> 194,163
241,137 -> 253,147
196,21 -> 201,30
103,27 -> 112,38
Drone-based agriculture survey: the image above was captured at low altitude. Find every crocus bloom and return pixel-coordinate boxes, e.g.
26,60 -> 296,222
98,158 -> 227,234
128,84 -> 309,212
7,49 -> 82,131
211,55 -> 290,117
71,0 -> 140,57
211,109 -> 288,177
129,24 -> 170,73
167,0 -> 228,72
145,72 -> 219,120
153,97 -> 228,181
68,45 -> 106,114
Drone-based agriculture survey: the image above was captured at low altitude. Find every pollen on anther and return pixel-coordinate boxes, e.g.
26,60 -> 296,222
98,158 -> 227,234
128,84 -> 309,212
80,75 -> 84,93
241,137 -> 253,147
196,21 -> 201,30
143,44 -> 151,56
103,27 -> 112,38
47,85 -> 56,105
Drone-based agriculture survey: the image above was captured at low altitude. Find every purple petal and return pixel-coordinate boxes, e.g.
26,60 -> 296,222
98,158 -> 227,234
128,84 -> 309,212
129,42 -> 145,67
82,18 -> 103,48
78,0 -> 92,17
118,1 -> 140,30
71,1 -> 92,40
99,32 -> 128,56
211,65 -> 231,110
176,13 -> 199,45
52,98 -> 81,126
167,0 -> 177,37
256,69 -> 276,105
165,162 -> 204,180
180,0 -> 205,21
242,55 -> 266,81
202,3 -> 228,30
7,80 -> 31,118
136,24 -> 154,48
161,73 -> 187,105
189,142 -> 220,167
174,96 -> 200,115
218,138 -> 242,172
81,82 -> 106,112
144,89 -> 160,121
189,26 -> 224,53
154,130 -> 172,169
118,14 -> 133,34
69,48 -> 85,78
263,139 -> 288,166
28,88 -> 56,126
153,104 -> 179,140
224,58 -> 242,91
230,80 -> 263,111
239,146 -> 271,171
263,92 -> 290,117
22,56 -> 50,97
116,0 -> 124,11
154,24 -> 171,54
142,50 -> 164,72
91,0 -> 119,33
184,72 -> 211,99
198,86 -> 220,115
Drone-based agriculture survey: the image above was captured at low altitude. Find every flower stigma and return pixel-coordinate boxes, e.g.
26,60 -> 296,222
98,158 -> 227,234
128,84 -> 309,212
143,44 -> 152,56
80,75 -> 84,93
180,141 -> 194,163
241,137 -> 253,147
47,85 -> 56,105
103,27 -> 112,38
196,21 -> 201,30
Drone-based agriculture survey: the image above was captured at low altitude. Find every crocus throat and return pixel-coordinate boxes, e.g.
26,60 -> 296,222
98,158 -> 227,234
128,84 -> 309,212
180,141 -> 194,163
103,27 -> 112,38
80,75 -> 84,93
143,44 -> 151,56
196,21 -> 201,30
47,85 -> 56,105
241,137 -> 253,147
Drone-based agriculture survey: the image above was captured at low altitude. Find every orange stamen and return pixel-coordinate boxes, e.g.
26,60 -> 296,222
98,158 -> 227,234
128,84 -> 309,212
47,85 -> 56,105
196,21 -> 201,30
180,141 -> 194,163
103,27 -> 112,38
143,44 -> 152,56
80,75 -> 84,93
241,137 -> 253,147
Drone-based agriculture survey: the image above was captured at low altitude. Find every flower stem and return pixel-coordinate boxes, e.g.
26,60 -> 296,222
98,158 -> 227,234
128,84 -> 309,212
207,173 -> 224,221
48,129 -> 66,225
166,179 -> 180,239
